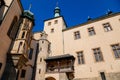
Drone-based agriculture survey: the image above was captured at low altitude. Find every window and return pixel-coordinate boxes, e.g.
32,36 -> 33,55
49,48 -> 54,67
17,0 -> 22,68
36,43 -> 39,54
29,48 -> 33,59
103,23 -> 112,32
100,72 -> 106,80
42,41 -> 44,44
54,20 -> 58,24
39,69 -> 41,74
21,32 -> 25,38
93,48 -> 103,62
23,19 -> 29,30
7,16 -> 18,40
48,22 -> 51,26
88,27 -> 96,36
74,31 -> 80,39
77,51 -> 85,64
18,42 -> 23,53
40,58 -> 42,62
21,69 -> 26,78
111,44 -> 120,58
40,47 -> 42,51
0,63 -> 2,70
51,28 -> 54,33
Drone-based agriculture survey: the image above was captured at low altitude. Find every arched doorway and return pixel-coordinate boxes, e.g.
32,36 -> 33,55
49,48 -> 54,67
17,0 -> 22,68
45,77 -> 56,80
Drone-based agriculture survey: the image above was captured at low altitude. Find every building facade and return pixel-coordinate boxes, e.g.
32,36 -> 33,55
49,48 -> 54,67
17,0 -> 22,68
1,1 -> 120,80
0,0 -> 23,79
34,6 -> 120,80
0,0 -> 35,80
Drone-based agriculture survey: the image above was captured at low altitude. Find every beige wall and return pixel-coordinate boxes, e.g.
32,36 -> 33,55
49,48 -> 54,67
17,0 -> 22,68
63,15 -> 120,79
33,11 -> 120,80
0,0 -> 22,78
44,17 -> 66,56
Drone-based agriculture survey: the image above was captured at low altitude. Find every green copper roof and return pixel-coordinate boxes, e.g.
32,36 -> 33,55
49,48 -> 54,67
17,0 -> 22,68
22,10 -> 34,21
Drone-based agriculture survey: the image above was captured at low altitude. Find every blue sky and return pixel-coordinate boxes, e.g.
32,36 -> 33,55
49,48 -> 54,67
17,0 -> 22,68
21,0 -> 120,32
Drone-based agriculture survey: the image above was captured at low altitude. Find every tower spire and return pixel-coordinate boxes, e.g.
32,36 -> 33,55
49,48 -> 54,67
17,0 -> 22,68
54,1 -> 61,17
29,4 -> 32,11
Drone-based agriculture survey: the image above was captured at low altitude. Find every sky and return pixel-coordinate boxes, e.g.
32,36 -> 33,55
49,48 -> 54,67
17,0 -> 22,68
21,0 -> 120,32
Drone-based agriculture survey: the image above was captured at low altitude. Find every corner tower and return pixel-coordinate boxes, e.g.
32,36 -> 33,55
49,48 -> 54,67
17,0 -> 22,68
35,32 -> 51,80
44,6 -> 67,56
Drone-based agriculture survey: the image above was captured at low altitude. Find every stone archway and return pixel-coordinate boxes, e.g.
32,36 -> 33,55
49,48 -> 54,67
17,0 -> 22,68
45,77 -> 56,80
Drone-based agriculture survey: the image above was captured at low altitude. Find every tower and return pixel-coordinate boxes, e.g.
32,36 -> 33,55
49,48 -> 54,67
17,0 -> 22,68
44,6 -> 67,56
35,32 -> 50,80
10,10 -> 34,68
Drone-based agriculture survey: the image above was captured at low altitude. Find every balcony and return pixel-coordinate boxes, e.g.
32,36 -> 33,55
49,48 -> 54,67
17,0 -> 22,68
45,54 -> 75,73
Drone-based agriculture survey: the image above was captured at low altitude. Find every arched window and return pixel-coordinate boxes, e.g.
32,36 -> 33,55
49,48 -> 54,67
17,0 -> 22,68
7,16 -> 19,40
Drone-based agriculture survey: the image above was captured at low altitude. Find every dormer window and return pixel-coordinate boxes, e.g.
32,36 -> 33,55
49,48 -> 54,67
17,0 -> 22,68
48,22 -> 51,26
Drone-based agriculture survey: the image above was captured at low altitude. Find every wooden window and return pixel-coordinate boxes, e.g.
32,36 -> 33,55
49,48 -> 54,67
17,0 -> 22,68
29,48 -> 33,59
54,20 -> 58,24
100,72 -> 106,80
0,63 -> 2,70
51,28 -> 54,33
77,51 -> 85,64
48,22 -> 51,26
74,31 -> 80,40
103,23 -> 112,32
111,44 -> 120,58
88,27 -> 96,36
21,69 -> 26,78
93,48 -> 103,62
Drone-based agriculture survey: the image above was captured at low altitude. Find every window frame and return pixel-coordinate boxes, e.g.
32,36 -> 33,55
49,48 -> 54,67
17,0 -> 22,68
74,31 -> 80,40
54,20 -> 58,24
51,28 -> 54,33
88,27 -> 96,36
21,31 -> 25,38
103,23 -> 112,32
29,48 -> 33,59
48,22 -> 51,26
111,43 -> 120,59
77,51 -> 85,65
92,48 -> 104,62
100,72 -> 106,80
